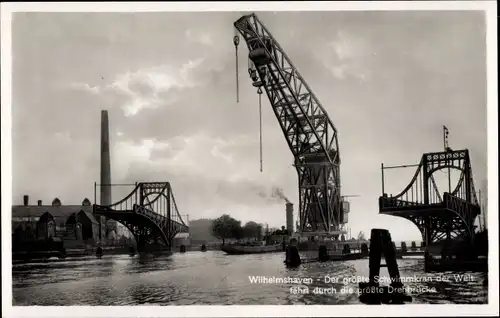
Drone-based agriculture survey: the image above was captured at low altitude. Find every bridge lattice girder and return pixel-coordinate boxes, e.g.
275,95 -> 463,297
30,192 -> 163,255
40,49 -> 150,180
379,149 -> 480,245
93,182 -> 188,251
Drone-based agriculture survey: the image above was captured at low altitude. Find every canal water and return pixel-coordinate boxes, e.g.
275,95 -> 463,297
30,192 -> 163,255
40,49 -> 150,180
12,251 -> 487,305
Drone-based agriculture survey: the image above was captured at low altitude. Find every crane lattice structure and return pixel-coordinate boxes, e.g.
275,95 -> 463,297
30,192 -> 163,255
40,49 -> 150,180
233,13 -> 344,237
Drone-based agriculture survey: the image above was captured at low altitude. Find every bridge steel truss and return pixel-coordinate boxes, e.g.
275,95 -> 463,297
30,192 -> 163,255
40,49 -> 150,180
234,13 -> 343,236
93,182 -> 188,251
379,149 -> 480,245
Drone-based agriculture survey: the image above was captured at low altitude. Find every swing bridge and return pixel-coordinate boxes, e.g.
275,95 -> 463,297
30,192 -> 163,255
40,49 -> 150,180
93,182 -> 189,252
379,148 -> 481,246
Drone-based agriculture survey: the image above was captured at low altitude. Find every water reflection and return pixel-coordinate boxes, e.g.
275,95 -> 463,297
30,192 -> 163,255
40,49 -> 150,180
12,251 -> 487,305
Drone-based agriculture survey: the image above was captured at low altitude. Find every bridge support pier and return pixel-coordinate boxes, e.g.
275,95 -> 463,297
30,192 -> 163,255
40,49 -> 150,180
131,227 -> 172,254
134,235 -> 149,253
134,238 -> 172,254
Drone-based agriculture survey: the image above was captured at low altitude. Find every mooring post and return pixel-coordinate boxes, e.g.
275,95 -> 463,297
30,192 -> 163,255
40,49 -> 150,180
318,245 -> 329,262
368,229 -> 384,286
284,238 -> 301,267
424,227 -> 431,272
382,233 -> 402,288
359,228 -> 412,304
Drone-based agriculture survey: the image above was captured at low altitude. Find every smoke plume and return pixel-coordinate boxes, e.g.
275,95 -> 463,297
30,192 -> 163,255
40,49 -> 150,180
271,187 -> 290,204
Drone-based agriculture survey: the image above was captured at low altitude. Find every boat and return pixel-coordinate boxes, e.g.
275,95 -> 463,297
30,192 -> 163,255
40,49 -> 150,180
220,242 -> 283,255
291,233 -> 370,263
300,251 -> 366,263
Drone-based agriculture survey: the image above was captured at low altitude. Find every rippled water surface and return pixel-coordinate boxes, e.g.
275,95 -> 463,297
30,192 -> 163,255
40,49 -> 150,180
12,251 -> 487,305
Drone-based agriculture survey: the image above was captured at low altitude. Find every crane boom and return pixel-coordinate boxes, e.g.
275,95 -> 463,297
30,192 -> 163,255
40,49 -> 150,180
233,13 -> 344,236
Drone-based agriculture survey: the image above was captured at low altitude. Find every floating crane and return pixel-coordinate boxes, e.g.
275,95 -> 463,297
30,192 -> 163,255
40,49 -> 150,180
233,13 -> 345,238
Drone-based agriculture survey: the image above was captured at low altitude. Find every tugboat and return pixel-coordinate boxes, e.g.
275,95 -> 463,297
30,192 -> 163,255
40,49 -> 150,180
291,198 -> 369,263
291,230 -> 369,263
220,241 -> 283,255
220,226 -> 285,255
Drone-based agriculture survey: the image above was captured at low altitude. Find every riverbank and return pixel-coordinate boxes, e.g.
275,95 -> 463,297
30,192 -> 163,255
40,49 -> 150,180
12,245 -> 134,264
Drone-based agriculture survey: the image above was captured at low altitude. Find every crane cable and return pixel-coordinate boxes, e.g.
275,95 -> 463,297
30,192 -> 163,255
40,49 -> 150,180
233,34 -> 240,103
258,87 -> 263,172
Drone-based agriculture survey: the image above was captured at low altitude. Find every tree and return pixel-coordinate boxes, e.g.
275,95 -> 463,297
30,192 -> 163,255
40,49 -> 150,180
242,221 -> 263,240
211,214 -> 243,245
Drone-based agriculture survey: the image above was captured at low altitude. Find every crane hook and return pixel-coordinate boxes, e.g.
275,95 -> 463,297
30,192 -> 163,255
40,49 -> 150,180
257,87 -> 263,172
233,35 -> 240,103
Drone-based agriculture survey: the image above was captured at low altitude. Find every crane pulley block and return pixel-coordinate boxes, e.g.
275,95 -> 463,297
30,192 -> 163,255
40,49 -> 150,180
249,48 -> 272,66
248,37 -> 273,66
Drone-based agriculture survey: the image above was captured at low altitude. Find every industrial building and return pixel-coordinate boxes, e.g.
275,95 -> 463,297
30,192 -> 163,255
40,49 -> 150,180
12,195 -> 117,251
11,110 -> 124,253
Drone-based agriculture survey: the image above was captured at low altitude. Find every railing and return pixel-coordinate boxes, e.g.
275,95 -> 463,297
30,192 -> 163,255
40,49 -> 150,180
379,196 -> 424,211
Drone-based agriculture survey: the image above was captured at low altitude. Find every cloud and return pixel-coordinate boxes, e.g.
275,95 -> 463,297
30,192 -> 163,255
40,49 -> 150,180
329,30 -> 355,61
110,132 -> 293,209
54,131 -> 72,143
113,133 -> 242,181
67,58 -> 207,117
185,29 -> 213,46
108,59 -> 205,117
317,30 -> 371,81
68,82 -> 101,94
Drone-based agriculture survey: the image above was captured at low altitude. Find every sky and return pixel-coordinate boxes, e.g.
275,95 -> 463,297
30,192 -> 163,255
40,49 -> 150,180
11,11 -> 487,242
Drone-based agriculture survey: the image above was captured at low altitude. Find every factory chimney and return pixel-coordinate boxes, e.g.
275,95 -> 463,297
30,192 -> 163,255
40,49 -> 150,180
100,110 -> 112,239
100,110 -> 112,205
286,202 -> 294,234
23,195 -> 29,206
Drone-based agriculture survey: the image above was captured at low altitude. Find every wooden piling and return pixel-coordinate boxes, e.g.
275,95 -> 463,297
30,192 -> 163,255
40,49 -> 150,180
359,228 -> 412,304
284,238 -> 301,267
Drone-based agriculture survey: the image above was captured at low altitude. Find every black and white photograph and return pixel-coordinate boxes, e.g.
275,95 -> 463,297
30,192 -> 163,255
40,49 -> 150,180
1,1 -> 498,317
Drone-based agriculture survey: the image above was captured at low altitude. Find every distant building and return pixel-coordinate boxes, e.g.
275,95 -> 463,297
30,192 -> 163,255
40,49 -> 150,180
188,218 -> 218,244
12,195 -> 106,248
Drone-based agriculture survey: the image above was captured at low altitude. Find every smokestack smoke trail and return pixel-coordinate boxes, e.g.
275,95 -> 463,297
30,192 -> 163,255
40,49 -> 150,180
271,187 -> 290,204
